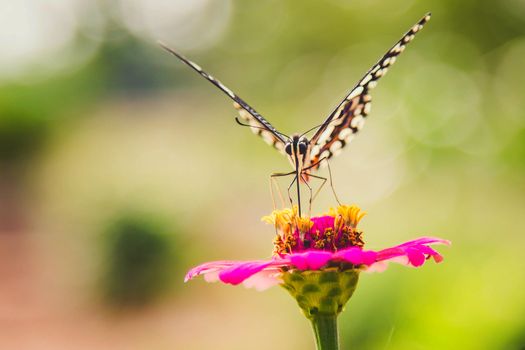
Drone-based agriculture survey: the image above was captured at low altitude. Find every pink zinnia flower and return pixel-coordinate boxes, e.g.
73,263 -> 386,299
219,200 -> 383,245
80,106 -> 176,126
186,205 -> 449,293
186,204 -> 449,349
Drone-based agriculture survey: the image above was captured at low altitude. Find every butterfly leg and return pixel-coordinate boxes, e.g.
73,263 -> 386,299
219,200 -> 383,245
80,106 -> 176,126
326,160 -> 342,206
302,157 -> 342,206
287,175 -> 299,211
270,171 -> 296,209
269,174 -> 287,209
302,172 -> 327,204
301,157 -> 328,204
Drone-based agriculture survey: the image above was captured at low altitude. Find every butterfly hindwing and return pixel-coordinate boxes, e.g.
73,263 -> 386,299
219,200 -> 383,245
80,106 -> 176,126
307,13 -> 431,170
233,102 -> 286,154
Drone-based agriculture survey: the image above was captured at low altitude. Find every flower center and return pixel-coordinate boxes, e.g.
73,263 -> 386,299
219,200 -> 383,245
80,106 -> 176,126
263,205 -> 366,256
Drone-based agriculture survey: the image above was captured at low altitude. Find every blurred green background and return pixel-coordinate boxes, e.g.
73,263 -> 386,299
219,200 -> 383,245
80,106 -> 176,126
1,1 -> 524,349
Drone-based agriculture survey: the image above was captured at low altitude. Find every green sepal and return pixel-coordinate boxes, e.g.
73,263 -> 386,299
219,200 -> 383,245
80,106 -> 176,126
281,267 -> 360,319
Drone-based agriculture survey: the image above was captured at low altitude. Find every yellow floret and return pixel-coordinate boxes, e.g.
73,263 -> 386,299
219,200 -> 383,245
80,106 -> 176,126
329,205 -> 366,228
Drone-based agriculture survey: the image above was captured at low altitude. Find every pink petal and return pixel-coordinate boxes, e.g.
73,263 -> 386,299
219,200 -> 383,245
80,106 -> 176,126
406,247 -> 426,267
289,250 -> 333,270
396,237 -> 451,247
203,270 -> 220,283
365,261 -> 388,272
218,260 -> 276,285
432,252 -> 444,263
335,247 -> 377,265
185,259 -> 288,288
185,260 -> 239,282
242,267 -> 283,291
372,236 -> 450,269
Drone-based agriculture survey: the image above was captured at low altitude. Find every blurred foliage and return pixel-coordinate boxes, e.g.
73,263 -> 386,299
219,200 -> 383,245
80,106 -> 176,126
97,35 -> 171,96
99,213 -> 178,308
0,108 -> 49,165
0,56 -> 105,168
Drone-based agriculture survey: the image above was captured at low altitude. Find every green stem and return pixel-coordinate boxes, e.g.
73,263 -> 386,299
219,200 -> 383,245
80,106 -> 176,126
310,314 -> 339,350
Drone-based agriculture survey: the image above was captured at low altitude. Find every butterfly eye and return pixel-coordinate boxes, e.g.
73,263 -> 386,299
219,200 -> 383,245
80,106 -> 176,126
285,143 -> 292,155
298,143 -> 307,154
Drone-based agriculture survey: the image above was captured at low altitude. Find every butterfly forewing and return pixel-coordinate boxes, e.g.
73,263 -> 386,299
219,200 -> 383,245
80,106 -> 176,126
307,13 -> 431,170
160,43 -> 287,153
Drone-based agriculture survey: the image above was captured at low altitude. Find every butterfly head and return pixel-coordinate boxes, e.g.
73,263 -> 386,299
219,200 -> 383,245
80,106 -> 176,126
285,135 -> 309,158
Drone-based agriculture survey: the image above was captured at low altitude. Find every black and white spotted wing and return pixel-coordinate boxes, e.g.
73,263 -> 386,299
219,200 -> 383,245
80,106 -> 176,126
161,13 -> 431,173
307,13 -> 431,170
160,43 -> 287,153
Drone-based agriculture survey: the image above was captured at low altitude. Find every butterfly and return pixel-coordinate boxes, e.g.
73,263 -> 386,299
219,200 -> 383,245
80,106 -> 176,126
161,13 -> 431,214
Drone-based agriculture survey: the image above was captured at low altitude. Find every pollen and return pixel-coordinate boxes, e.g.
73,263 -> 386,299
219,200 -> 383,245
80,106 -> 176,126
262,206 -> 298,235
297,216 -> 314,236
266,204 -> 367,256
331,205 -> 366,228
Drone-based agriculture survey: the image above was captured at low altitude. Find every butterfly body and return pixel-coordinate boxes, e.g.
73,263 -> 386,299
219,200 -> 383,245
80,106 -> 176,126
284,134 -> 310,180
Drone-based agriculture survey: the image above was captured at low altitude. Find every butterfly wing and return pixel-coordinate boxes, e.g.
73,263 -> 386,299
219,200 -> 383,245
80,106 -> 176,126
307,13 -> 431,170
161,43 -> 287,153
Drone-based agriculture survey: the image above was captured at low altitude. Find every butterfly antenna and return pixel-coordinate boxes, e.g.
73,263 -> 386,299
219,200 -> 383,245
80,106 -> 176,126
300,117 -> 345,137
234,117 -> 289,139
300,115 -> 355,138
300,123 -> 325,138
